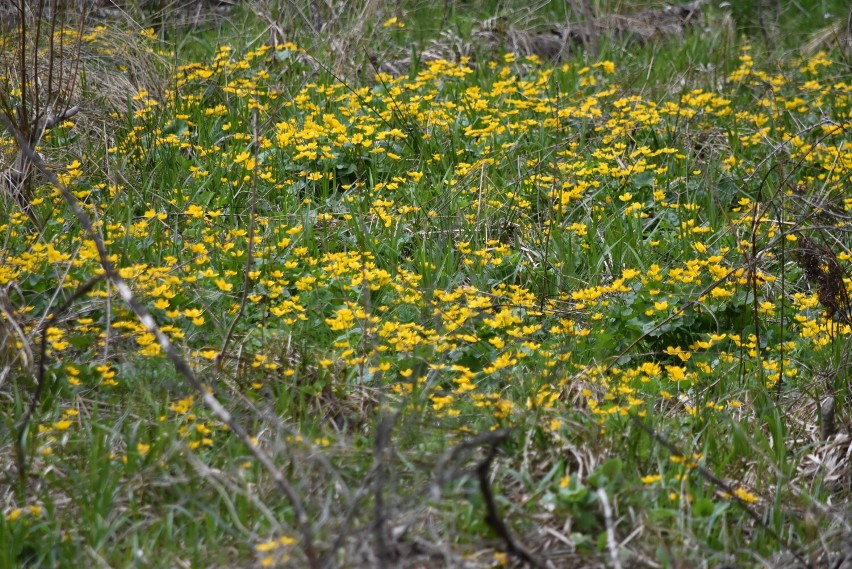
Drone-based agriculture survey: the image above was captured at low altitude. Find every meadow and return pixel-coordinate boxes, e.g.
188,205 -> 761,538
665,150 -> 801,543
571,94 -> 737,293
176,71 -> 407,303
1,1 -> 850,567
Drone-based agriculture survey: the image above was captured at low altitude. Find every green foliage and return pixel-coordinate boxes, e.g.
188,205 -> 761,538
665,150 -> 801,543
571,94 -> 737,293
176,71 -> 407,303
1,1 -> 851,567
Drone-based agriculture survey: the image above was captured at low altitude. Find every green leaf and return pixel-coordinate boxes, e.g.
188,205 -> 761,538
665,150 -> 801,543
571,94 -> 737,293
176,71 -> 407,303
693,498 -> 715,517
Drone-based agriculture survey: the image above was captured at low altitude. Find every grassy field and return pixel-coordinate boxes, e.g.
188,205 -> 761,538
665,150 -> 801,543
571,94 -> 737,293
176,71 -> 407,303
1,1 -> 851,567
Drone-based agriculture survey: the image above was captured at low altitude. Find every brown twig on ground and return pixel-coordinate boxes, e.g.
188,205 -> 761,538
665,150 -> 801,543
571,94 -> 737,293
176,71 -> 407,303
474,429 -> 545,569
433,427 -> 515,497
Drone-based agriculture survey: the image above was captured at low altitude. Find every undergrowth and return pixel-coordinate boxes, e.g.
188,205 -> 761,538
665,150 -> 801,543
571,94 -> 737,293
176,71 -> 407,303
1,1 -> 851,568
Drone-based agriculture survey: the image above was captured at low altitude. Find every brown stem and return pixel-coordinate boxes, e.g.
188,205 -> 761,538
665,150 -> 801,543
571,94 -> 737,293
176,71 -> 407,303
474,429 -> 544,569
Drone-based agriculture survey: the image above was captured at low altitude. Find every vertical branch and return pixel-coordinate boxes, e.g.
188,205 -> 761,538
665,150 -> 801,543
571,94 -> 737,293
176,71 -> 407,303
776,173 -> 787,395
64,1 -> 86,119
46,0 -> 55,104
579,0 -> 598,57
31,0 -> 44,125
2,0 -> 82,219
17,0 -> 29,138
749,199 -> 762,364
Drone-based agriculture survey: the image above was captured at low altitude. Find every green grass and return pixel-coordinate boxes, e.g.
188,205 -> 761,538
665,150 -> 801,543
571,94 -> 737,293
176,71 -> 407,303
1,1 -> 851,567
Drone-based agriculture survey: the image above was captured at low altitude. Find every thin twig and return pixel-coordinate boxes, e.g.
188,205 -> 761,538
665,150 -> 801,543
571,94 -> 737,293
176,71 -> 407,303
433,427 -> 507,499
474,429 -> 544,569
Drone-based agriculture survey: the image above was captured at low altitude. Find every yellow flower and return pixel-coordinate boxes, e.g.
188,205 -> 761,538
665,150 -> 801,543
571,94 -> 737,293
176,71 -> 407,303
733,487 -> 759,504
256,540 -> 279,553
596,60 -> 616,74
666,366 -> 687,382
184,204 -> 205,218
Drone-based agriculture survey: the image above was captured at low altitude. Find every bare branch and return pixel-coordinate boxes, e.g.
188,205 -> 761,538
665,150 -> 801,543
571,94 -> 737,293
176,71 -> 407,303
474,429 -> 545,569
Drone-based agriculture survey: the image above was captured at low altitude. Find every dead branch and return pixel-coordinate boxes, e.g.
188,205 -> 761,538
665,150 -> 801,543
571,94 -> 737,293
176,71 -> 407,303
474,429 -> 545,569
